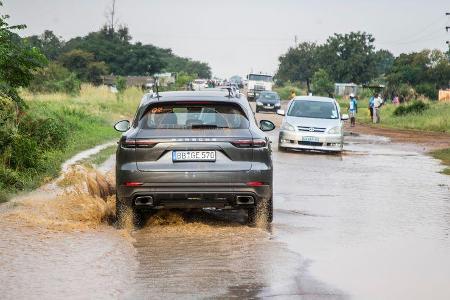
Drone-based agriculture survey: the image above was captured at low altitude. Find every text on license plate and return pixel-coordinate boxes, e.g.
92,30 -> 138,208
302,136 -> 319,142
172,151 -> 216,162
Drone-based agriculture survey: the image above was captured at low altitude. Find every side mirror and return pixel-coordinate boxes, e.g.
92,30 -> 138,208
260,120 -> 275,132
341,114 -> 349,121
114,120 -> 130,132
277,109 -> 285,116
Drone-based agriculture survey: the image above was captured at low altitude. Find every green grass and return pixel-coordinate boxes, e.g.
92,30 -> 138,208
430,148 -> 450,175
0,85 -> 142,203
82,145 -> 117,167
338,99 -> 450,133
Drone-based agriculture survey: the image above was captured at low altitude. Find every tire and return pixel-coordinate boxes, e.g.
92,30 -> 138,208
255,108 -> 259,113
115,196 -> 127,228
248,197 -> 273,226
278,144 -> 285,152
115,195 -> 147,228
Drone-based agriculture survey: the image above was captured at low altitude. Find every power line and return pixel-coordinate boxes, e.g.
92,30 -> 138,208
378,16 -> 447,45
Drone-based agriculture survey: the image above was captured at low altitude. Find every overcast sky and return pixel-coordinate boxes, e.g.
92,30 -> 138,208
4,0 -> 449,78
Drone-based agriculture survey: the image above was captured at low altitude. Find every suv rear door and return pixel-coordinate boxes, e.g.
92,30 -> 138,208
131,101 -> 256,172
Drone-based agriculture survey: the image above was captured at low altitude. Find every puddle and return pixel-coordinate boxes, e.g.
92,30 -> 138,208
1,133 -> 450,299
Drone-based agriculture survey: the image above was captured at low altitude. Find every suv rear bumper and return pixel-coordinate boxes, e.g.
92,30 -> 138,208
116,170 -> 273,209
118,185 -> 271,209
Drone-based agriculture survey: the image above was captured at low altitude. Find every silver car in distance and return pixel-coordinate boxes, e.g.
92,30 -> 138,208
277,96 -> 348,153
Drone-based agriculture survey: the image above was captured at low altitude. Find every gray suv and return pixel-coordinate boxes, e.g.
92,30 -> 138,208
114,90 -> 275,226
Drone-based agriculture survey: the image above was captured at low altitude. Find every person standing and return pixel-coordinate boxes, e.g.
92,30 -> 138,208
373,94 -> 383,123
392,95 -> 400,106
289,89 -> 297,100
368,94 -> 375,120
348,93 -> 358,127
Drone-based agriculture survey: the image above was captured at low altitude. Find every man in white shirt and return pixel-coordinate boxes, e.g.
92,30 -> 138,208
373,94 -> 383,123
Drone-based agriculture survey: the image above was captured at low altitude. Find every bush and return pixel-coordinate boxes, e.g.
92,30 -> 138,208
311,69 -> 334,97
273,84 -> 303,100
19,115 -> 69,150
397,84 -> 417,102
393,100 -> 430,116
29,62 -> 81,95
0,166 -> 23,189
415,83 -> 437,100
60,73 -> 81,95
0,98 -> 17,151
9,135 -> 41,170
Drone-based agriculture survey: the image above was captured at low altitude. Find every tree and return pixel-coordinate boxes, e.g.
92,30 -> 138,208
175,72 -> 195,90
26,25 -> 211,79
0,1 -> 46,110
373,49 -> 394,76
311,69 -> 334,97
58,49 -> 108,83
86,61 -> 109,85
385,49 -> 450,100
276,42 -> 318,92
317,32 -> 377,84
25,30 -> 64,60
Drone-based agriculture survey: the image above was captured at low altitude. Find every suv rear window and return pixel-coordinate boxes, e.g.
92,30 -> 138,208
139,102 -> 249,129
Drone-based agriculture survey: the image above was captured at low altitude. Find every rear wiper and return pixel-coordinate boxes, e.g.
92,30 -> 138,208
191,124 -> 229,129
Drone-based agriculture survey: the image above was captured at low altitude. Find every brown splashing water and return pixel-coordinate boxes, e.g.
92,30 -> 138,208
3,166 -> 117,232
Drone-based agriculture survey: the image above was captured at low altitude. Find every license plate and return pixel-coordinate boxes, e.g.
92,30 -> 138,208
302,136 -> 319,142
172,151 -> 216,162
264,105 -> 272,108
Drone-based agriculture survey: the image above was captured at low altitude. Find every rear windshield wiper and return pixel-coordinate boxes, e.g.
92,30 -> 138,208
190,124 -> 229,129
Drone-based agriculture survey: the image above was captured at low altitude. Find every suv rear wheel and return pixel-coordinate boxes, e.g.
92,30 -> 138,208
247,197 -> 273,226
116,196 -> 148,228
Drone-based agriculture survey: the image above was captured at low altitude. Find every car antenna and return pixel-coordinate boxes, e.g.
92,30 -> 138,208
154,77 -> 160,100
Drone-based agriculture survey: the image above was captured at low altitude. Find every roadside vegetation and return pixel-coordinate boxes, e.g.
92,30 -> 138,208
337,96 -> 450,133
273,84 -> 304,100
0,85 -> 141,202
430,148 -> 450,175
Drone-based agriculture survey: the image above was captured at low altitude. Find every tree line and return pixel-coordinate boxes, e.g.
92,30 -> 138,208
276,31 -> 450,100
24,26 -> 212,94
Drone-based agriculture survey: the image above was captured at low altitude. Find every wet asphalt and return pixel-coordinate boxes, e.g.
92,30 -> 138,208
1,112 -> 450,300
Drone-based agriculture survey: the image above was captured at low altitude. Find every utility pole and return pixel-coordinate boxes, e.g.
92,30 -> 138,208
106,0 -> 117,33
294,35 -> 298,47
446,13 -> 450,46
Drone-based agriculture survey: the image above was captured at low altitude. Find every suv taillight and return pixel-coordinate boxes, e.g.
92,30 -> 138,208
231,139 -> 267,148
121,138 -> 158,148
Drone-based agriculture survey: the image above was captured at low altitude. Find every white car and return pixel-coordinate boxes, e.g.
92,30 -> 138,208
192,79 -> 208,91
277,96 -> 348,152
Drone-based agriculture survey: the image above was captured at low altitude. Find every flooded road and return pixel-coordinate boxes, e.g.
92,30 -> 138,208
1,128 -> 450,299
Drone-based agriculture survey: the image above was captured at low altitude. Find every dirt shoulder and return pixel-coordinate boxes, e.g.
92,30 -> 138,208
346,123 -> 450,152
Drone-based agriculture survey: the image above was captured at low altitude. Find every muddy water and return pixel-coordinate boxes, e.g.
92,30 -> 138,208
1,132 -> 450,299
271,132 -> 450,300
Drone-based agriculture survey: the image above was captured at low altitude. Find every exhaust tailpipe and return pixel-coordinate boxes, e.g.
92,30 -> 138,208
134,196 -> 154,206
236,195 -> 255,205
